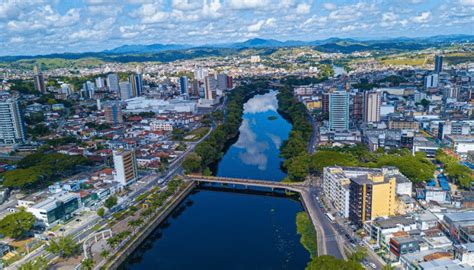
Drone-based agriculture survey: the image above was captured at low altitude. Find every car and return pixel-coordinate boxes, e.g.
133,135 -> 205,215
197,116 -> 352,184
368,262 -> 376,269
76,218 -> 81,222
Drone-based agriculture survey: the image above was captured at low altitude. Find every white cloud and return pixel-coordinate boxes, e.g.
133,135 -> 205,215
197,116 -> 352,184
202,0 -> 222,18
136,3 -> 170,24
322,3 -> 337,10
296,3 -> 311,14
412,11 -> 430,23
171,0 -> 200,10
459,0 -> 474,5
228,0 -> 269,10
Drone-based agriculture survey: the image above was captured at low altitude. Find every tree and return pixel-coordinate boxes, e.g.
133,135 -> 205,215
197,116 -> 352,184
382,264 -> 396,270
100,250 -> 110,259
306,255 -> 364,270
348,247 -> 368,262
182,152 -> 202,173
45,236 -> 79,258
286,154 -> 310,182
104,195 -> 118,209
0,210 -> 36,239
81,258 -> 94,270
18,256 -> 47,270
97,207 -> 105,218
128,218 -> 144,233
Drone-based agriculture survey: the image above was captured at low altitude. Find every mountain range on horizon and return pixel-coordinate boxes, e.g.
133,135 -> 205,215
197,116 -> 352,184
103,34 -> 474,54
1,34 -> 473,64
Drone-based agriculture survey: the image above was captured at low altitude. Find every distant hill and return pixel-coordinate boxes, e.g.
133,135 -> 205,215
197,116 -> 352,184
0,34 -> 472,66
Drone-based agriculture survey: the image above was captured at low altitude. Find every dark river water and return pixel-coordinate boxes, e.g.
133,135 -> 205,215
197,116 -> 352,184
120,91 -> 310,269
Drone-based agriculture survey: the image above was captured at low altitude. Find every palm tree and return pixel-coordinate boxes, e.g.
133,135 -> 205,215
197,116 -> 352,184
81,258 -> 94,270
382,264 -> 396,270
100,250 -> 110,259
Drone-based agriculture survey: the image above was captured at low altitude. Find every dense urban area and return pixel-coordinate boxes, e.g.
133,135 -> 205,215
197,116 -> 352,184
0,35 -> 473,270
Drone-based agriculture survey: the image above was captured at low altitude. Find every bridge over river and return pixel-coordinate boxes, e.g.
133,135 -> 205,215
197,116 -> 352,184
184,175 -> 346,259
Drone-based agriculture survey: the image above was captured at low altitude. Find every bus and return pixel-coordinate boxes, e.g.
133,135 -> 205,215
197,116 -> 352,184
325,213 -> 335,223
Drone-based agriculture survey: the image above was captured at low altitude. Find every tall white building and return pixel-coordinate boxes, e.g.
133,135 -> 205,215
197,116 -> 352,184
95,77 -> 105,89
107,73 -> 120,92
0,97 -> 26,145
425,74 -> 439,88
204,76 -> 216,100
119,81 -> 131,100
329,90 -> 350,131
194,67 -> 208,81
113,149 -> 138,186
363,90 -> 381,123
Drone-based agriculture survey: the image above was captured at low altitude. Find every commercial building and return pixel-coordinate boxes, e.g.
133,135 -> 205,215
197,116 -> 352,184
113,149 -> 139,186
150,120 -> 173,131
349,169 -> 397,227
425,74 -> 439,89
204,76 -> 217,101
179,76 -> 188,95
107,73 -> 120,92
363,90 -> 381,123
324,166 -> 411,222
124,96 -> 197,114
26,192 -> 81,227
129,68 -> 143,98
119,81 -> 131,100
435,55 -> 444,73
0,97 -> 26,145
329,90 -> 350,131
104,102 -> 123,126
33,65 -> 46,93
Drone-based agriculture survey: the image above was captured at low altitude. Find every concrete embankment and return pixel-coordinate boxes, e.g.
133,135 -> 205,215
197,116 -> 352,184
108,181 -> 196,269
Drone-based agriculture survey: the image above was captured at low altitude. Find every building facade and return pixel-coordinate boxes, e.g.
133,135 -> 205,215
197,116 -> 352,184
0,97 -> 26,145
113,149 -> 139,186
329,90 -> 350,131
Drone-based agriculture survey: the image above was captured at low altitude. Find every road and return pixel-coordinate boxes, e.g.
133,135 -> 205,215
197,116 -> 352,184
9,122 -> 215,269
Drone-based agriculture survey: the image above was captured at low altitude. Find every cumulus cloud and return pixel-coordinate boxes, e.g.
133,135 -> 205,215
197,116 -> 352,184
243,91 -> 278,113
228,0 -> 269,10
322,3 -> 337,10
296,3 -> 311,14
234,119 -> 269,170
412,11 -> 431,23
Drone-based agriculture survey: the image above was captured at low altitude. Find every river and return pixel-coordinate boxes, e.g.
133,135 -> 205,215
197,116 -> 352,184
120,91 -> 310,269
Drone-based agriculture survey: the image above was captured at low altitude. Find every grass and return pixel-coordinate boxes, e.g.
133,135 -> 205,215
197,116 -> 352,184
296,211 -> 317,258
379,55 -> 428,66
184,127 -> 210,141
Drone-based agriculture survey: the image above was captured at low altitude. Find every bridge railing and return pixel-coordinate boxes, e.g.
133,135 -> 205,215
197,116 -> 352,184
185,174 -> 306,187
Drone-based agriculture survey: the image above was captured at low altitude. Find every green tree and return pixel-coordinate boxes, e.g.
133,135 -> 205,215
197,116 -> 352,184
286,154 -> 310,181
0,210 -> 36,239
182,152 -> 202,173
382,264 -> 396,270
97,207 -> 105,218
306,255 -> 364,270
348,247 -> 368,262
18,256 -> 47,270
81,258 -> 94,270
104,195 -> 118,209
100,250 -> 110,259
45,236 -> 79,258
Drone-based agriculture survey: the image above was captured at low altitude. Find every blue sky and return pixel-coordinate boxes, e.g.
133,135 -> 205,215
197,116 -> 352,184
0,0 -> 473,56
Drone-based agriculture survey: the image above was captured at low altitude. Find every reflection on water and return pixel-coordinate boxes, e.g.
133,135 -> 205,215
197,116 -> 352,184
216,91 -> 292,181
119,90 -> 309,270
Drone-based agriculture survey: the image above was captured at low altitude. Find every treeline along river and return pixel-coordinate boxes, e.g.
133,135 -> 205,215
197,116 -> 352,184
120,91 -> 310,269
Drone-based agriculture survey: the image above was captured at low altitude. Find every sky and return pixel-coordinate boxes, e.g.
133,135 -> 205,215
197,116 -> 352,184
0,0 -> 473,56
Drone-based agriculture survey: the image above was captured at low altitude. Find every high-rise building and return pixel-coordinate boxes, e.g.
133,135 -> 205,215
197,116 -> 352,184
349,170 -> 397,227
95,77 -> 106,89
435,55 -> 443,73
191,80 -> 200,96
322,93 -> 330,116
329,90 -> 350,131
129,74 -> 143,97
425,74 -> 439,88
104,102 -> 123,126
81,81 -> 95,99
107,73 -> 120,92
179,76 -> 188,95
0,97 -> 26,145
363,90 -> 381,123
217,73 -> 230,90
113,149 -> 138,186
33,65 -> 46,93
352,92 -> 363,121
194,67 -> 208,81
119,82 -> 131,100
204,76 -> 216,100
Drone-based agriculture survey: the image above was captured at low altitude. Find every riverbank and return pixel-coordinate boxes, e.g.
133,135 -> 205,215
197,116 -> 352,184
186,80 -> 270,174
296,211 -> 318,260
106,181 -> 196,269
276,85 -> 313,181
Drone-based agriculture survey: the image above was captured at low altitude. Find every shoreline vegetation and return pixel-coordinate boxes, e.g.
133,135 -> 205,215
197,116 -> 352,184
182,80 -> 270,174
296,211 -> 318,259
